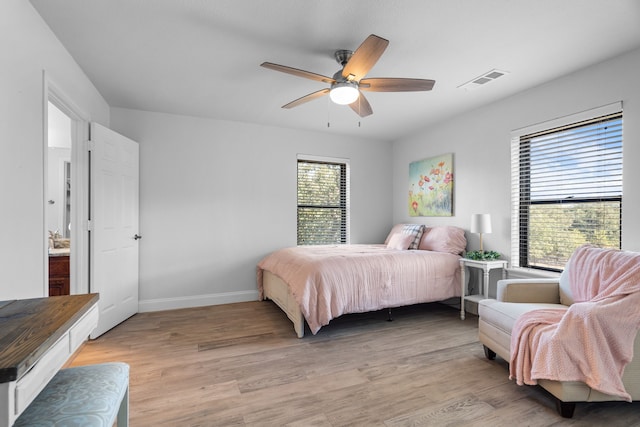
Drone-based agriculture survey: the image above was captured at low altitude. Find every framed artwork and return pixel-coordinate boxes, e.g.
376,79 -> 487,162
409,153 -> 454,217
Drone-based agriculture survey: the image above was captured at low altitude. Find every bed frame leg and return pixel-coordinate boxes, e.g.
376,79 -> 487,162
387,308 -> 393,322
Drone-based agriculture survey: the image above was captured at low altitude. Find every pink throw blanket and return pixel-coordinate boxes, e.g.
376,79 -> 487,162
510,245 -> 640,401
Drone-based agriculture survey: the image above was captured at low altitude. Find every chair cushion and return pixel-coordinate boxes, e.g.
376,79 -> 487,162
15,362 -> 129,427
478,299 -> 568,335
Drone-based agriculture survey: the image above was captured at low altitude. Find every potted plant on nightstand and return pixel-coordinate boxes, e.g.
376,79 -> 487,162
465,250 -> 502,261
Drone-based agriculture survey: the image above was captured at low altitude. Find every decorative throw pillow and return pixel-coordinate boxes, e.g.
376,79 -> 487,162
386,233 -> 414,250
418,226 -> 467,255
401,224 -> 425,250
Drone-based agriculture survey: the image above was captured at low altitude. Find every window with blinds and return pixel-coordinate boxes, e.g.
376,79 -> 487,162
297,157 -> 350,245
513,111 -> 622,271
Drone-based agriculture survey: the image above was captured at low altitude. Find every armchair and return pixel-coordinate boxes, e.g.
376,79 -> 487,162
478,250 -> 640,418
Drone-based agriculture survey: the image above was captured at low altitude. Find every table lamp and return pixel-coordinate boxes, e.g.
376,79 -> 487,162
471,213 -> 492,252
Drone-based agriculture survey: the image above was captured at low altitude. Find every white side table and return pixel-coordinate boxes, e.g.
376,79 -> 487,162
460,258 -> 508,320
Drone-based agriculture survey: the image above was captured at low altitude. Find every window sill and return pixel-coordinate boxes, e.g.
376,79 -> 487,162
506,267 -> 561,280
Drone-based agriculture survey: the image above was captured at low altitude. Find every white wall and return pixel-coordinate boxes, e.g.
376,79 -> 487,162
392,48 -> 640,261
4,0 -> 636,309
0,0 -> 109,299
110,108 -> 393,311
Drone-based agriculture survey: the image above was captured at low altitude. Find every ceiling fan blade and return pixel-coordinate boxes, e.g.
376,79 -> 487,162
282,88 -> 330,109
349,92 -> 373,117
342,34 -> 389,82
261,62 -> 335,84
359,78 -> 436,92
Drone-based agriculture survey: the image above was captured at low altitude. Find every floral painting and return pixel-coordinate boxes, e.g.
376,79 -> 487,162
409,153 -> 453,216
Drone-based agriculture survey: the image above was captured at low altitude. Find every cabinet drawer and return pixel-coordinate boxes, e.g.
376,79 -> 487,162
69,304 -> 99,351
48,278 -> 70,296
14,333 -> 70,415
48,256 -> 70,277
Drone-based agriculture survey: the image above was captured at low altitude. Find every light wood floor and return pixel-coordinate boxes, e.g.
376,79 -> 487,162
70,301 -> 639,426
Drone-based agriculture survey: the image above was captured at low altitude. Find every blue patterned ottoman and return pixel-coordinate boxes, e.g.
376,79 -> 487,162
14,362 -> 129,427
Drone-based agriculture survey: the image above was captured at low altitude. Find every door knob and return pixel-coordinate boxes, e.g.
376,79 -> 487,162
133,234 -> 142,240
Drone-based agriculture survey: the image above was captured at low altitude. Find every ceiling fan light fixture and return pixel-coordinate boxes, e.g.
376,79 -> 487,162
262,34 -> 433,118
329,81 -> 359,105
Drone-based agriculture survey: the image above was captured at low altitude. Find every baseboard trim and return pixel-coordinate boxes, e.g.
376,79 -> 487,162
138,290 -> 259,313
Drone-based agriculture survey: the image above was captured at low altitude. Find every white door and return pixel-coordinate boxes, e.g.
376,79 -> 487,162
90,122 -> 139,338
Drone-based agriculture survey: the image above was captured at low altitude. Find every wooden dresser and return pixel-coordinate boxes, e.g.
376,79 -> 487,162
0,294 -> 99,427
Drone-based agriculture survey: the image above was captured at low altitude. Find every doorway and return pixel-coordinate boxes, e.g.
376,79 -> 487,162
46,82 -> 91,297
46,101 -> 72,295
45,80 -> 140,337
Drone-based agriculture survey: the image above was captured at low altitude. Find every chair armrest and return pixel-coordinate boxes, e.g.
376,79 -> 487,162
497,279 -> 561,303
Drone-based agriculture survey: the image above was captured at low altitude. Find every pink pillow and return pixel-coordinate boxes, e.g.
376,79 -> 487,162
384,224 -> 425,250
384,224 -> 405,244
418,226 -> 467,255
386,233 -> 414,250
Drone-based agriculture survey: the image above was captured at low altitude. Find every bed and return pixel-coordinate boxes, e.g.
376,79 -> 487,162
256,224 -> 467,337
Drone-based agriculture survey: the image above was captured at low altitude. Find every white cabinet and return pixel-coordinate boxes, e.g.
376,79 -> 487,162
0,295 -> 98,427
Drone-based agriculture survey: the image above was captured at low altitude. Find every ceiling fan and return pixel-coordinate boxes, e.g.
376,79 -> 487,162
261,34 -> 435,118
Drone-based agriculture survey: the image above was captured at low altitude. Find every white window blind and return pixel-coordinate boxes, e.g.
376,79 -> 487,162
297,156 -> 350,245
511,107 -> 622,271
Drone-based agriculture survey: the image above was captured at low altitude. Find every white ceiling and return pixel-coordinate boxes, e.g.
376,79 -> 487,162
30,0 -> 640,141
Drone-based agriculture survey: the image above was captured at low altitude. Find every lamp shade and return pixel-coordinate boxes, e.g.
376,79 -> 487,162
470,214 -> 492,234
329,82 -> 359,105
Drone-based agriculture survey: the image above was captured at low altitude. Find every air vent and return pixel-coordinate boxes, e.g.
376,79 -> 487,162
458,69 -> 509,90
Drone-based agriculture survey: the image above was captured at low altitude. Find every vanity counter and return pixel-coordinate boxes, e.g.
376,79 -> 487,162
48,248 -> 70,257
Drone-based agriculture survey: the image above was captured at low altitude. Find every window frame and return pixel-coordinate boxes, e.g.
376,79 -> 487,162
510,102 -> 623,271
296,154 -> 350,245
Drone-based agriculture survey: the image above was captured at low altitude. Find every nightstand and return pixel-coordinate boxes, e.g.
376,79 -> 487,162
460,258 -> 508,320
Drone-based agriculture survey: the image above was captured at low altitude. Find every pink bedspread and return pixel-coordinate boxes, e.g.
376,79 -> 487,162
257,245 -> 461,334
510,245 -> 640,401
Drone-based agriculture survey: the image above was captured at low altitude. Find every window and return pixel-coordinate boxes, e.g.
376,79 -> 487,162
511,105 -> 622,271
297,156 -> 350,245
